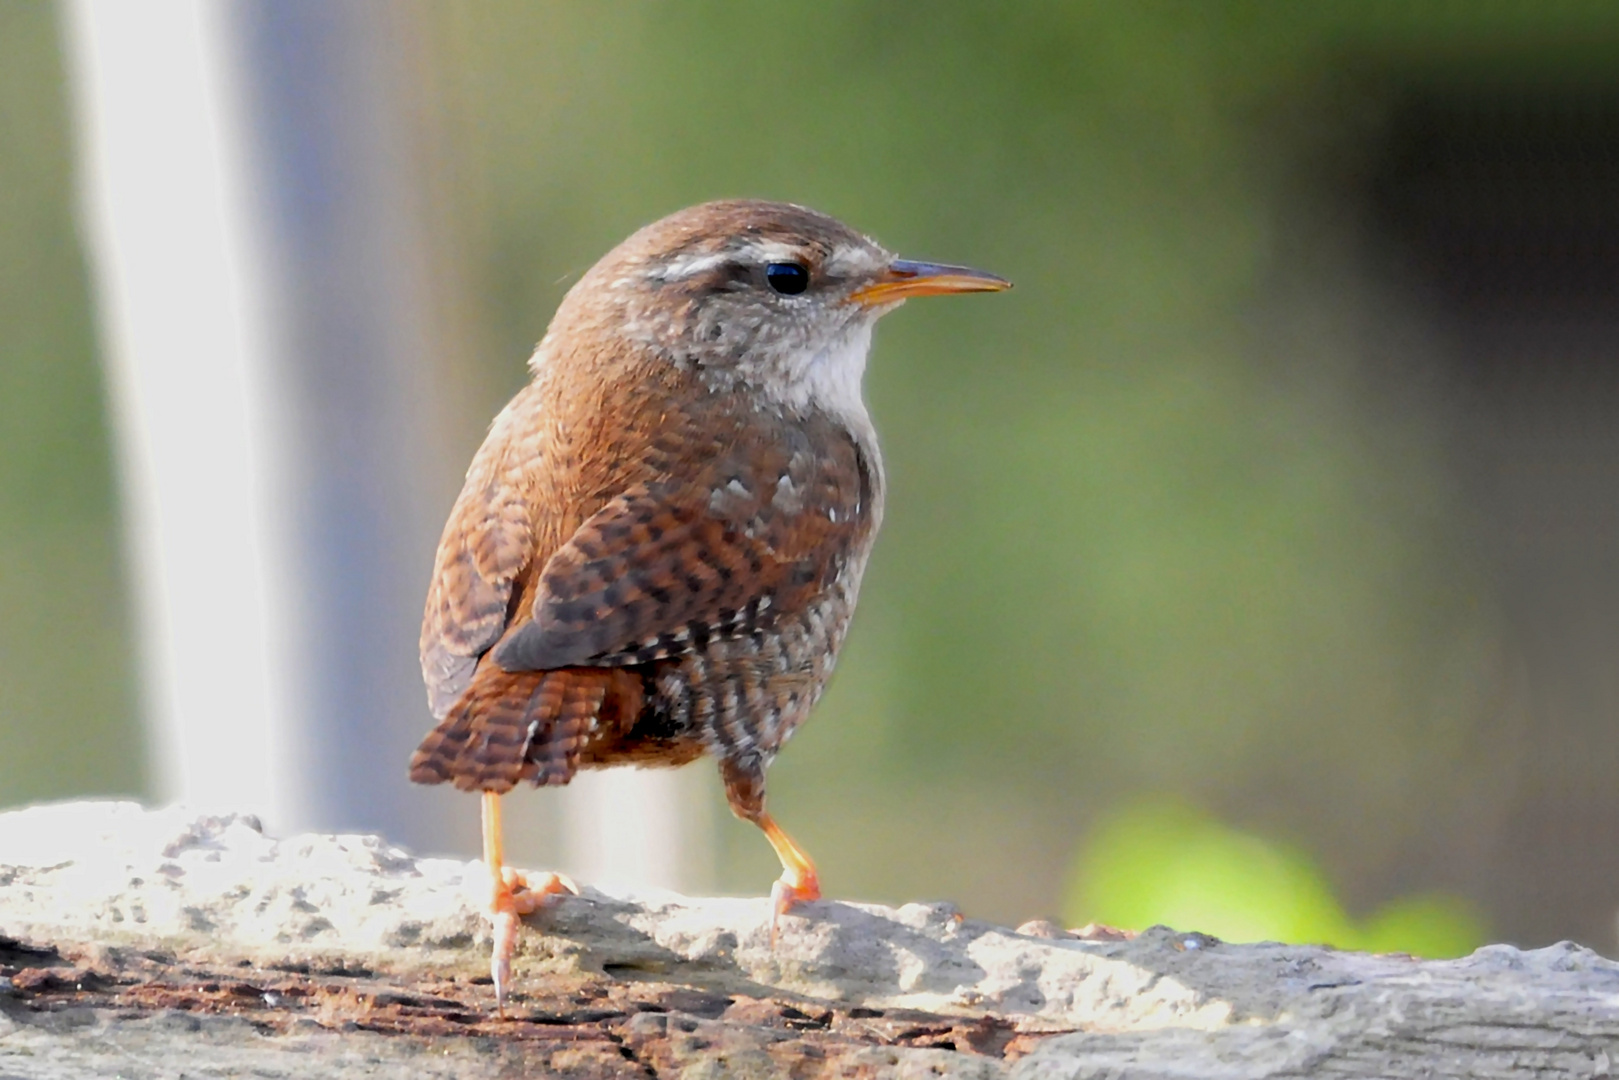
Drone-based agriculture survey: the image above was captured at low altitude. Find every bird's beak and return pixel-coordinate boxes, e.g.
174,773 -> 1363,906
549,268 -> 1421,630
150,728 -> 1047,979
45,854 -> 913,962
850,259 -> 1012,306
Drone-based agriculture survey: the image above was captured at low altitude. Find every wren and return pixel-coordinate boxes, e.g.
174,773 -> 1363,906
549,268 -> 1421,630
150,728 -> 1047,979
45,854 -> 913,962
408,200 -> 1009,1007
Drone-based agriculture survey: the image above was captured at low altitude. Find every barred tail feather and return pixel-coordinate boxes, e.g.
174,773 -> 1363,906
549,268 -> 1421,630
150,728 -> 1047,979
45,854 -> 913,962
408,665 -> 609,793
526,672 -> 606,785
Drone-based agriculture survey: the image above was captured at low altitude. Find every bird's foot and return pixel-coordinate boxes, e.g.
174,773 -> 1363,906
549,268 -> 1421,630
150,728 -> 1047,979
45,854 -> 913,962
768,865 -> 821,948
487,867 -> 578,1013
495,866 -> 578,916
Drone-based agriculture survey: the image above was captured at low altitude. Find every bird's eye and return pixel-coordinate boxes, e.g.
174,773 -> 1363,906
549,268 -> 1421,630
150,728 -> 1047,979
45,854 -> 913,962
765,262 -> 810,295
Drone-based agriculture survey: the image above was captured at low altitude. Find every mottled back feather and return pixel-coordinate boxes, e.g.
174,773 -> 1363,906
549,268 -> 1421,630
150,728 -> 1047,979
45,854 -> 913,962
496,430 -> 865,672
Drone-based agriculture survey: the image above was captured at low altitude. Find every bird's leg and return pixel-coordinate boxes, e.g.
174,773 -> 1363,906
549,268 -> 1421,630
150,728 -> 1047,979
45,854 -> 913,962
480,790 -> 576,1013
722,758 -> 819,946
480,790 -> 519,1011
757,812 -> 821,947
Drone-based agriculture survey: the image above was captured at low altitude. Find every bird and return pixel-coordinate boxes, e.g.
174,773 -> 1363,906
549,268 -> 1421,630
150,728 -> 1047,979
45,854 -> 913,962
408,199 -> 1009,1009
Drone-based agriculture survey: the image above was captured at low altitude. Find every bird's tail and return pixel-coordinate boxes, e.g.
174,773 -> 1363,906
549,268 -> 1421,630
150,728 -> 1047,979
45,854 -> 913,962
408,665 -> 612,793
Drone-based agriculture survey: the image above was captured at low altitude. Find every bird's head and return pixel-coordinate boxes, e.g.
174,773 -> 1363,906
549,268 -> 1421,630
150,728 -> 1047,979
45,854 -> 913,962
540,200 -> 1009,422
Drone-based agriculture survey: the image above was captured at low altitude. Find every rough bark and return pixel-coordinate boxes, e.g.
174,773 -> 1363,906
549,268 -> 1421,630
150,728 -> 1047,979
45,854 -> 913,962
0,801 -> 1614,1078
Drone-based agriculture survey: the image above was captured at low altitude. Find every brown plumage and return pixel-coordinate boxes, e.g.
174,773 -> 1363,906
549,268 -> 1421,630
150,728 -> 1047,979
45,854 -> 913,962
408,199 -> 1008,1008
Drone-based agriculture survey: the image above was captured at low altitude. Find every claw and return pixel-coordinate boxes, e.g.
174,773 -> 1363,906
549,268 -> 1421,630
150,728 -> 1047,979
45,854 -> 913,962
490,904 -> 518,1012
769,866 -> 821,948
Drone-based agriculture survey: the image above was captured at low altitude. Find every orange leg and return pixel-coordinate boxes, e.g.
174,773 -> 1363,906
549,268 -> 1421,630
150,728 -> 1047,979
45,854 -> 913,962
757,812 -> 820,947
480,791 -> 576,1012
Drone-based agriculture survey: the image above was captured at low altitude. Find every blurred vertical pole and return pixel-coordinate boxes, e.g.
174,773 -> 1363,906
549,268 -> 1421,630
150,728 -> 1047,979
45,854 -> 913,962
62,0 -> 304,830
219,0 -> 471,850
561,769 -> 711,895
218,1 -> 474,850
61,0 -> 705,891
61,0 -> 469,851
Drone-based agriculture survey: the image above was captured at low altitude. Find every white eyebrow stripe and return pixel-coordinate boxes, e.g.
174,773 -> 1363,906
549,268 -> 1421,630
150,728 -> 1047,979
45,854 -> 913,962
740,240 -> 805,264
651,239 -> 863,282
650,251 -> 734,281
651,240 -> 808,282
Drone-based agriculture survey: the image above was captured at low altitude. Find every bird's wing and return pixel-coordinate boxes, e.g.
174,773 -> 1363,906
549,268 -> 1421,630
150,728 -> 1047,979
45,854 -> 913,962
494,436 -> 871,673
419,428 -> 536,720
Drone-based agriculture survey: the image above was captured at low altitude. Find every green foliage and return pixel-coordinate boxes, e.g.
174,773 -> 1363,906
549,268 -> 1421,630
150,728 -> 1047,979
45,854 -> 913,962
1065,799 -> 1487,958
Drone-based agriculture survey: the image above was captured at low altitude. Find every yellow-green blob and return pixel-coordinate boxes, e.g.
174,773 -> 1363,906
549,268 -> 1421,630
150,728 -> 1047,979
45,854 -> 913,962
1066,800 -> 1486,958
1357,894 -> 1490,959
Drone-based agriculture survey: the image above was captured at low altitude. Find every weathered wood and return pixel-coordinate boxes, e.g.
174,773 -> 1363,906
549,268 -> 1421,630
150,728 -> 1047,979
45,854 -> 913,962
1,802 -> 1615,1078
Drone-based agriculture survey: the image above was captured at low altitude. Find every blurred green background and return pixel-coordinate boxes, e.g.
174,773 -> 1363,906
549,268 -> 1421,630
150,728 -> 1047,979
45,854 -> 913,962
8,2 -> 1619,958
